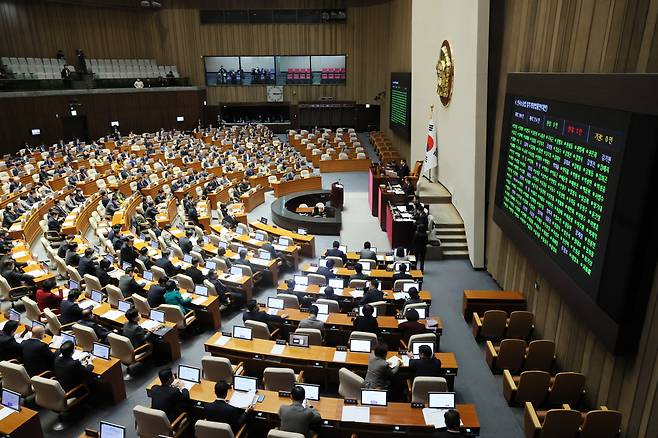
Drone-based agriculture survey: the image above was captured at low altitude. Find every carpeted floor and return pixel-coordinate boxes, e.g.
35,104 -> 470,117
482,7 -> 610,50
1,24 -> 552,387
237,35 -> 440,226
26,133 -> 524,438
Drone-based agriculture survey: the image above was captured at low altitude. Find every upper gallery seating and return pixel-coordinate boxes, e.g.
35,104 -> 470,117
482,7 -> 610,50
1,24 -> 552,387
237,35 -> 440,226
87,58 -> 179,79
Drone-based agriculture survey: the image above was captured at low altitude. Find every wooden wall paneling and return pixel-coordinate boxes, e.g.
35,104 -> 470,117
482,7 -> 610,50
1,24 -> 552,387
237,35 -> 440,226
486,1 -> 658,436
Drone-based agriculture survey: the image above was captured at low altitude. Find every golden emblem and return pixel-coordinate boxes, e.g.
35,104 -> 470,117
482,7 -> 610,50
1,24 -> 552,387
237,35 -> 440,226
436,40 -> 454,106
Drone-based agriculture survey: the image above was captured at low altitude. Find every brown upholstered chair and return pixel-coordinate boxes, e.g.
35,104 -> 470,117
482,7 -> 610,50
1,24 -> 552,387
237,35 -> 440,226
503,369 -> 551,406
506,311 -> 534,340
524,340 -> 556,372
472,310 -> 507,340
546,372 -> 585,407
486,338 -> 526,373
523,402 -> 581,438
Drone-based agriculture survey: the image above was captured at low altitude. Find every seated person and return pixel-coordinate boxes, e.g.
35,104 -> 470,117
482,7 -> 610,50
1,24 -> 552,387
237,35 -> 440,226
151,368 -> 190,421
352,303 -> 379,334
35,278 -> 64,312
317,258 -> 336,280
242,299 -> 286,328
21,325 -> 56,376
326,240 -> 347,264
393,246 -> 409,263
155,249 -> 179,277
137,247 -> 153,269
185,257 -> 206,285
398,309 -> 429,345
392,263 -> 413,282
147,276 -> 168,308
203,380 -> 252,433
298,305 -> 324,330
409,344 -> 442,378
364,342 -> 399,390
54,340 -> 94,391
95,258 -> 117,287
1,259 -> 33,288
119,266 -> 143,297
178,230 -> 194,254
77,313 -> 110,344
120,236 -> 138,265
235,249 -> 254,271
163,279 -> 193,314
122,308 -> 152,348
64,243 -> 80,267
0,320 -> 23,361
432,409 -> 465,437
278,385 -> 322,438
77,248 -> 98,277
60,288 -> 91,324
349,263 -> 369,282
359,241 -> 377,261
403,287 -> 423,307
359,280 -> 384,305
207,270 -> 232,306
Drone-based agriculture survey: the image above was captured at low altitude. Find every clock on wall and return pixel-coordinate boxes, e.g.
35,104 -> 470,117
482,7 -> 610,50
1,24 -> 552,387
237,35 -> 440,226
436,40 -> 454,106
267,85 -> 284,103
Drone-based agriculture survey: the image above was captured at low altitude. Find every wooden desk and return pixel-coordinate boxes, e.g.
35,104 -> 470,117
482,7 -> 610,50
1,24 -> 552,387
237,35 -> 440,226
0,406 -> 44,438
205,333 -> 457,390
323,250 -> 417,267
271,176 -> 322,197
240,185 -> 267,212
250,221 -> 316,258
386,202 -> 415,248
301,264 -> 423,289
462,290 -> 527,321
318,158 -> 372,173
232,233 -> 300,269
378,188 -> 407,230
61,193 -> 101,236
145,379 -> 480,436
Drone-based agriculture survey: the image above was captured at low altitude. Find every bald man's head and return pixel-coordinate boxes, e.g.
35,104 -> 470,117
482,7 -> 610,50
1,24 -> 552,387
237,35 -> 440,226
31,325 -> 45,339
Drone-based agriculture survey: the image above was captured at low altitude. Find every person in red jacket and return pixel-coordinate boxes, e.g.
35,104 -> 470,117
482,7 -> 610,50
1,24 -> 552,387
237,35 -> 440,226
35,278 -> 63,313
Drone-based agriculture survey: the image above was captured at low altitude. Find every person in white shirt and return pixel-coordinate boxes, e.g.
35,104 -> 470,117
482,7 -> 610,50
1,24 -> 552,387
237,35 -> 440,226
134,78 -> 144,88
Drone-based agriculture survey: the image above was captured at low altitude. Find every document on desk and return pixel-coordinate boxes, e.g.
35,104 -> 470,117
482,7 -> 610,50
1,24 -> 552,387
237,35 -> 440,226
140,320 -> 160,331
350,290 -> 364,298
12,251 -> 27,259
306,266 -> 318,273
273,244 -> 287,251
422,408 -> 463,428
72,350 -> 87,361
192,297 -> 207,305
393,292 -> 410,300
214,336 -> 231,346
102,310 -> 125,321
229,389 -> 257,409
341,406 -> 370,423
267,309 -> 280,315
26,269 -> 48,277
270,344 -> 285,355
293,285 -> 307,293
333,351 -> 347,362
0,406 -> 15,422
223,274 -> 242,283
317,314 -> 329,322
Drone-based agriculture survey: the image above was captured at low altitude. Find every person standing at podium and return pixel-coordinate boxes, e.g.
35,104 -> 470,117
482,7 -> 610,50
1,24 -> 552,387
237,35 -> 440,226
412,224 -> 429,271
396,158 -> 410,179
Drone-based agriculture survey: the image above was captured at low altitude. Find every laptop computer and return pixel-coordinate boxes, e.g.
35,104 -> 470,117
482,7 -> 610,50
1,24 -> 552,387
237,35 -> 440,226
118,300 -> 132,312
31,320 -> 46,330
402,282 -> 420,292
91,290 -> 104,303
149,309 -> 165,323
349,339 -> 372,353
8,308 -> 21,322
183,254 -> 193,264
411,341 -> 434,358
194,285 -> 208,297
205,260 -> 216,271
318,259 -> 328,268
68,280 -> 79,290
230,266 -> 243,276
267,297 -> 284,310
259,250 -> 272,260
99,421 -> 125,438
296,383 -> 320,401
92,342 -> 111,360
361,389 -> 387,406
297,228 -> 307,235
314,303 -> 329,315
328,278 -> 344,289
278,237 -> 293,246
233,326 -> 252,340
359,306 -> 378,317
1,388 -> 21,411
143,271 -> 154,282
289,333 -> 309,348
233,375 -> 257,393
294,275 -> 308,286
338,245 -> 347,253
61,332 -> 76,347
177,364 -> 201,390
428,392 -> 455,409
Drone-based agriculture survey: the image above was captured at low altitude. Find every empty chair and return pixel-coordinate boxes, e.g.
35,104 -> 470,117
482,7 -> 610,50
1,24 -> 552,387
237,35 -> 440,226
201,356 -> 243,382
107,332 -> 152,377
315,298 -> 340,313
485,338 -> 527,373
369,300 -> 387,316
72,323 -> 98,351
195,420 -> 244,438
295,328 -> 323,346
503,370 -> 551,406
338,367 -> 364,401
31,374 -> 89,431
506,311 -> 534,340
159,304 -> 196,330
106,285 -> 124,308
133,405 -> 189,438
263,367 -> 302,392
0,361 -> 33,397
0,274 -> 32,306
277,293 -> 300,309
66,266 -> 84,285
245,319 -> 279,339
349,331 -> 377,346
307,273 -> 327,286
151,265 -> 166,282
410,376 -> 448,403
44,308 -> 74,336
579,407 -> 622,438
348,279 -> 367,289
267,430 -> 305,438
524,340 -> 556,372
472,310 -> 507,340
524,402 -> 582,438
175,274 -> 195,292
132,294 -> 151,317
84,274 -> 103,295
546,372 -> 586,407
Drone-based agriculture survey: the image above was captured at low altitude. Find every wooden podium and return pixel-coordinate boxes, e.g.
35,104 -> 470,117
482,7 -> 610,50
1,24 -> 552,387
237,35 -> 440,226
331,182 -> 344,209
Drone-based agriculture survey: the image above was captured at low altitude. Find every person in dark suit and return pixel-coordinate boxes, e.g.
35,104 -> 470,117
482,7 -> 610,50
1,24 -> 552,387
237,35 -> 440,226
155,250 -> 179,277
203,380 -> 252,433
349,263 -> 370,283
409,344 -> 442,378
316,258 -> 336,280
120,236 -> 137,266
364,342 -> 399,389
1,259 -> 33,288
65,242 -> 80,267
178,230 -> 194,254
403,287 -> 423,308
95,258 -> 116,287
185,257 -> 205,285
119,266 -> 143,297
22,325 -> 56,376
60,289 -> 91,324
352,304 -> 379,334
77,248 -> 97,277
151,368 -> 190,421
392,263 -> 413,283
137,247 -> 153,270
122,308 -> 152,348
359,281 -> 384,305
325,240 -> 347,265
278,386 -> 321,438
0,320 -> 23,361
411,224 -> 429,272
242,299 -> 286,328
235,249 -> 254,272
54,340 -> 93,391
396,158 -> 410,179
398,309 -> 429,345
432,409 -> 466,437
147,276 -> 168,308
78,314 -> 110,343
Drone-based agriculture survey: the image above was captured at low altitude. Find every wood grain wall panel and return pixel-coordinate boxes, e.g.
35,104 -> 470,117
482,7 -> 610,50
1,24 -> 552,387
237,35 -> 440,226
486,2 -> 658,436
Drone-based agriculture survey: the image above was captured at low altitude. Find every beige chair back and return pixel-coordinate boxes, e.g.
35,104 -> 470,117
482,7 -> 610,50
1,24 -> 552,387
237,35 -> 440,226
0,361 -> 33,396
525,340 -> 555,371
516,371 -> 551,405
201,356 -> 235,382
411,376 -> 448,403
307,273 -> 327,286
506,311 -> 534,339
133,405 -> 173,438
547,372 -> 586,406
84,274 -> 103,294
106,285 -> 123,308
159,304 -> 190,329
348,279 -> 367,289
107,332 -> 135,365
72,323 -> 98,351
44,308 -> 63,335
370,300 -> 387,316
579,409 -> 622,438
31,376 -> 67,411
325,256 -> 343,268
295,328 -> 323,346
132,294 -> 151,316
393,279 -> 414,291
316,298 -> 340,313
402,302 -> 427,316
480,310 -> 508,339
538,408 -> 582,438
245,319 -> 271,339
349,331 -> 377,345
21,296 -> 42,321
151,265 -> 166,282
263,367 -> 296,392
267,430 -> 306,438
175,274 -> 196,292
277,293 -> 300,309
66,266 -> 83,283
409,333 -> 437,350
338,367 -> 364,400
195,420 -> 235,438
497,338 -> 527,372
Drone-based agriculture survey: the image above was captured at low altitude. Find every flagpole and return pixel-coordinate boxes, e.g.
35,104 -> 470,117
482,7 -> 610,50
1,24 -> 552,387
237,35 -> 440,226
429,105 -> 435,183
